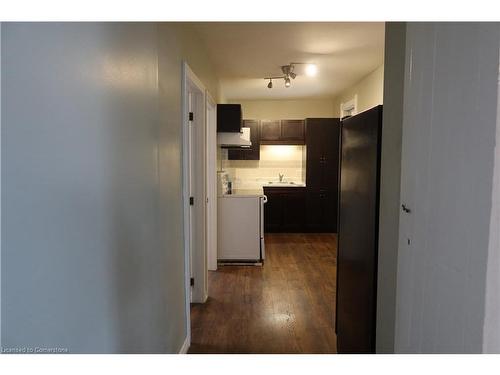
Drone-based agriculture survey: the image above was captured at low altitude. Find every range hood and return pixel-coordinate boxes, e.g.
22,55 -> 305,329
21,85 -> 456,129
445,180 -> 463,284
217,127 -> 252,148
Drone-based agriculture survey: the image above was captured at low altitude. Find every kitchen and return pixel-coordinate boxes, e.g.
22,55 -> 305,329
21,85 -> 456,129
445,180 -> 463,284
189,22 -> 385,354
216,104 -> 340,263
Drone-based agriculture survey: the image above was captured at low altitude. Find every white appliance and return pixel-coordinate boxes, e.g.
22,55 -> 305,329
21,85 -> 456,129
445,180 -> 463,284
217,127 -> 252,148
217,171 -> 231,196
217,194 -> 267,263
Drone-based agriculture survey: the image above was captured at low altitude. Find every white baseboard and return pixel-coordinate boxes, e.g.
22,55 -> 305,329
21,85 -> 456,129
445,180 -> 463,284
179,336 -> 190,354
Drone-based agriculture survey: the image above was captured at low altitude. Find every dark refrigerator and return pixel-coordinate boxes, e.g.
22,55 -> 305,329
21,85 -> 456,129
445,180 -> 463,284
335,105 -> 383,353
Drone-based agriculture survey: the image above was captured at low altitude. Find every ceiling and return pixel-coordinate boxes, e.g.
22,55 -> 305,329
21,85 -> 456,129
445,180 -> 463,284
192,22 -> 385,100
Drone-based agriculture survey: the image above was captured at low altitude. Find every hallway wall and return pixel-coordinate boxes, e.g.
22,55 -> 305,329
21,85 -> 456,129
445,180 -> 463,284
483,49 -> 500,353
1,22 -> 219,353
376,22 -> 406,354
394,22 -> 499,353
157,22 -> 220,351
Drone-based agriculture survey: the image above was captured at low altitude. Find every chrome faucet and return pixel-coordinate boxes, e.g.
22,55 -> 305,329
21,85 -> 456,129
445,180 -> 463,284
279,173 -> 284,182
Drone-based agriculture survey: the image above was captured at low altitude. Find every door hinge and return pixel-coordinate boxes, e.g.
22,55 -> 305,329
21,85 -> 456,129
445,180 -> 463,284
189,112 -> 194,121
190,277 -> 194,286
189,196 -> 194,205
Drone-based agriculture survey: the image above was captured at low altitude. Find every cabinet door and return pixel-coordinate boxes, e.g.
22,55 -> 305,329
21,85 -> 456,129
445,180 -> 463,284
305,190 -> 337,232
282,191 -> 306,232
228,120 -> 260,160
322,120 -> 340,189
217,104 -> 242,132
322,190 -> 337,232
264,192 -> 283,232
246,120 -> 260,160
305,119 -> 326,189
305,190 -> 323,232
260,120 -> 281,141
227,148 -> 248,160
281,120 -> 305,143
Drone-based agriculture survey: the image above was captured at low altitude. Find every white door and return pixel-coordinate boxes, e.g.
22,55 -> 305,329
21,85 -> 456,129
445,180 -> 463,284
206,96 -> 218,271
187,89 -> 194,300
185,75 -> 207,304
395,23 -> 499,353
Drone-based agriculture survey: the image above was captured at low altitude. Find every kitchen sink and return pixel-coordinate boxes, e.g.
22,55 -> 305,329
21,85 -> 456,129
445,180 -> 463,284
265,181 -> 305,187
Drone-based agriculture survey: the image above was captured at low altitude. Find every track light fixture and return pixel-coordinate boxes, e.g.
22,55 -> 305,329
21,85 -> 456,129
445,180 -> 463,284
264,62 -> 317,89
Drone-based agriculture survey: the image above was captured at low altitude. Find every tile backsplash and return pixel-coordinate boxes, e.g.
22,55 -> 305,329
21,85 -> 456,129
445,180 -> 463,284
222,145 -> 306,189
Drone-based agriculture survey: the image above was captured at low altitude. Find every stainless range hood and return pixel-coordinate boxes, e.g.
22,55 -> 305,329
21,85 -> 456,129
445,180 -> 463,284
217,127 -> 252,148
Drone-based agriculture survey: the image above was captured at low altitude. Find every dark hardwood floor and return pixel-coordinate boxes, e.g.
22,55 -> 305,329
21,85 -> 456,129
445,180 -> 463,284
189,233 -> 338,354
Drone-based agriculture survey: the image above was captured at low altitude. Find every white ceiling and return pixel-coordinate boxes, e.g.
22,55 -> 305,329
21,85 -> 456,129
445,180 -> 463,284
192,22 -> 385,100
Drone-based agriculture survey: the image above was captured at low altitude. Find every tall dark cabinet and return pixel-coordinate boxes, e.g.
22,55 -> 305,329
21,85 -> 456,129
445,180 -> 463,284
305,118 -> 341,232
336,105 -> 383,353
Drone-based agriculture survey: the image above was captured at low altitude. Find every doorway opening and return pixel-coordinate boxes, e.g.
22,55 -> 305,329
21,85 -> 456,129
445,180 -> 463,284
184,22 -> 386,354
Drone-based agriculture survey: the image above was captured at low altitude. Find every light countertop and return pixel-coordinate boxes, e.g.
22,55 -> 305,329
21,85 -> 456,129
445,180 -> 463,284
262,182 -> 306,188
219,188 -> 265,198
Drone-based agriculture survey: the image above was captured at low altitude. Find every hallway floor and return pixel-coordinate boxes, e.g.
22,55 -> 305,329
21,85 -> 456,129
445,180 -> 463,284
189,233 -> 338,354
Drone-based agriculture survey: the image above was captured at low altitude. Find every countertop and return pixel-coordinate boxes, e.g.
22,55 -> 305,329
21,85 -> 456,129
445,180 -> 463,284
219,188 -> 265,198
262,183 -> 306,188
218,182 -> 307,198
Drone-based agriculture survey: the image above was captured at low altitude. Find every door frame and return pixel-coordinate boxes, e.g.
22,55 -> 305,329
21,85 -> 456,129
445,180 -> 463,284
205,93 -> 218,271
181,61 -> 208,350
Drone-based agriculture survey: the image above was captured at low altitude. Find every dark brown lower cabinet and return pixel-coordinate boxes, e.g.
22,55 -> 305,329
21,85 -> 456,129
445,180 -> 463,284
305,189 -> 337,232
263,187 -> 305,232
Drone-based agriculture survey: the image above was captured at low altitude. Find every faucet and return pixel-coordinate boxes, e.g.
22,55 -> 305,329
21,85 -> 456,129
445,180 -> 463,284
279,173 -> 284,182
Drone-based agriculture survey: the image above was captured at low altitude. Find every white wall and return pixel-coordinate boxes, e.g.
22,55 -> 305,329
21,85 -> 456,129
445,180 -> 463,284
156,22 -> 219,349
332,65 -> 384,117
376,22 -> 406,354
0,22 -> 2,347
229,99 -> 335,119
394,23 -> 499,353
1,22 -> 219,353
483,56 -> 500,353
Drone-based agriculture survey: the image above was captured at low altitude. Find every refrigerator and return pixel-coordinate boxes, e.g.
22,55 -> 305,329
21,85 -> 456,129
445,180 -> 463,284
335,105 -> 383,353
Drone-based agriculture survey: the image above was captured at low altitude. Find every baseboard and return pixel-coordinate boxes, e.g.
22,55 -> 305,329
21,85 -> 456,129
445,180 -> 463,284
179,335 -> 190,354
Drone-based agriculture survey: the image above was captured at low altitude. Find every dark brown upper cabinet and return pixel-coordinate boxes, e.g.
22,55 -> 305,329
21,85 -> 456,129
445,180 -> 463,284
228,120 -> 260,160
260,119 -> 305,145
281,120 -> 305,141
217,104 -> 242,132
260,120 -> 281,141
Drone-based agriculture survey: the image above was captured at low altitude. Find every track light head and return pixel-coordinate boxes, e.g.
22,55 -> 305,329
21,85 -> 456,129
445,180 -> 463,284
281,65 -> 291,76
265,62 -> 316,88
